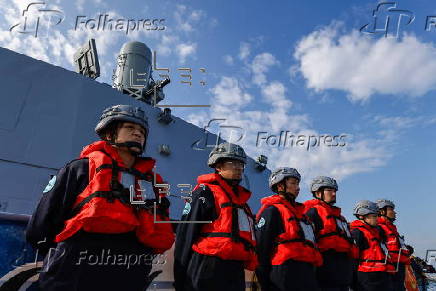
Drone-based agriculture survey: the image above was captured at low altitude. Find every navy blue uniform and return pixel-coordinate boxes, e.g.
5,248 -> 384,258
255,205 -> 319,291
26,159 -> 154,291
305,208 -> 352,291
351,227 -> 392,291
174,182 -> 246,291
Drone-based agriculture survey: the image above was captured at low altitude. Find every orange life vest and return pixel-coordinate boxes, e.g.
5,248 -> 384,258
377,216 -> 410,265
304,199 -> 356,256
257,195 -> 323,267
191,173 -> 258,270
350,220 -> 391,272
55,141 -> 174,253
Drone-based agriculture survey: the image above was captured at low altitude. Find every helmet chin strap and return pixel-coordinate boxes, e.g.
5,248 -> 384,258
222,177 -> 241,186
279,191 -> 297,203
315,190 -> 336,205
382,214 -> 395,222
277,182 -> 297,203
109,141 -> 144,156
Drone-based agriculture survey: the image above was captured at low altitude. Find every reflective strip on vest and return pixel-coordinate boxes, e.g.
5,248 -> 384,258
299,221 -> 316,243
335,218 -> 352,238
238,208 -> 256,241
121,172 -> 135,188
381,242 -> 389,258
137,179 -> 155,200
121,172 -> 156,201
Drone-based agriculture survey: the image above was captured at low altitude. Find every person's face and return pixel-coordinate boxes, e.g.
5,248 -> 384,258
277,177 -> 300,198
316,188 -> 337,204
363,214 -> 378,226
114,122 -> 146,153
215,159 -> 245,180
385,206 -> 396,220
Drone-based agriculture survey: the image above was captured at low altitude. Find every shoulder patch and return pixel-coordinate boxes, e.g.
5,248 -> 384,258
257,217 -> 266,228
182,202 -> 191,215
43,175 -> 57,193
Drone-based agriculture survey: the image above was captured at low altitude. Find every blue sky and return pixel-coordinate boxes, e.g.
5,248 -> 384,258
2,0 -> 436,258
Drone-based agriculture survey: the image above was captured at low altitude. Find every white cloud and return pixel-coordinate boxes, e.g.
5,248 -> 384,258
223,55 -> 234,65
75,0 -> 85,12
174,5 -> 206,32
293,22 -> 436,102
261,81 -> 292,110
251,53 -> 278,86
156,35 -> 179,57
176,42 -> 197,63
372,114 -> 436,142
210,77 -> 252,109
239,42 -> 250,60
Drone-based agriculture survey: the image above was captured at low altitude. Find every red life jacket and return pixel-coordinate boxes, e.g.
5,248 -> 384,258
350,220 -> 391,272
377,216 -> 410,265
191,173 -> 257,270
257,195 -> 323,267
304,199 -> 356,255
55,141 -> 174,253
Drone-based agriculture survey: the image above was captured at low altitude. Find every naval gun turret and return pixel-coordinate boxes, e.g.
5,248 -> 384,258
112,41 -> 170,105
74,40 -> 170,105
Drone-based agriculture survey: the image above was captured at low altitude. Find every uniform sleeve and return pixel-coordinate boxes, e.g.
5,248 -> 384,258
351,228 -> 368,251
305,207 -> 323,235
255,205 -> 284,290
173,186 -> 217,291
25,158 -> 89,254
351,228 -> 367,289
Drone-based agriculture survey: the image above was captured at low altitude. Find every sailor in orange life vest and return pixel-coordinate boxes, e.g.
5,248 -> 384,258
255,167 -> 322,291
26,105 -> 175,291
303,176 -> 355,291
350,200 -> 392,291
174,142 -> 257,291
376,199 -> 410,291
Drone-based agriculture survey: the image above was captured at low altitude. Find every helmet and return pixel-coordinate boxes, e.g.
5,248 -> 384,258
353,200 -> 379,216
269,167 -> 301,192
376,199 -> 395,210
310,176 -> 338,193
207,142 -> 247,168
95,105 -> 149,138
